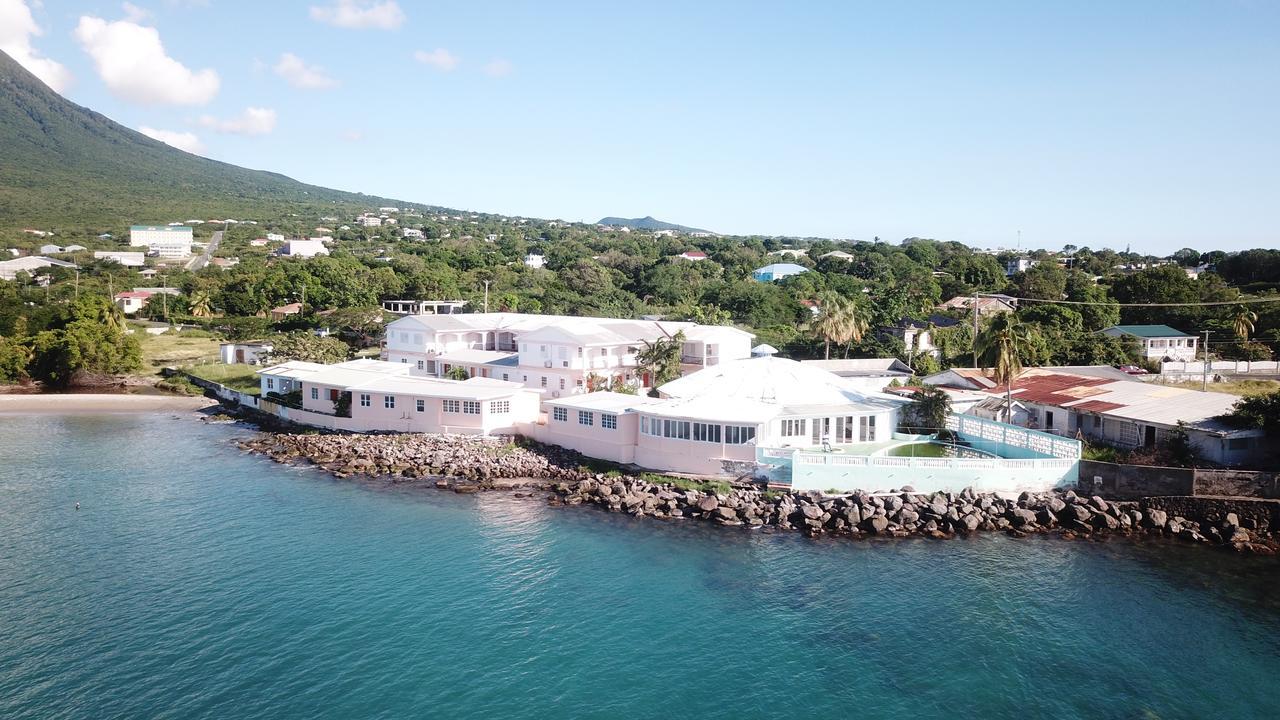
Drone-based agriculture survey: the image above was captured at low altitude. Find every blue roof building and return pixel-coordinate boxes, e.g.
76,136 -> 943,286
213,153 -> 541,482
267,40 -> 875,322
752,263 -> 809,282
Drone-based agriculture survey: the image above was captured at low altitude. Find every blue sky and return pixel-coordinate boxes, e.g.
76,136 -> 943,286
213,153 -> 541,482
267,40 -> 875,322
3,0 -> 1278,253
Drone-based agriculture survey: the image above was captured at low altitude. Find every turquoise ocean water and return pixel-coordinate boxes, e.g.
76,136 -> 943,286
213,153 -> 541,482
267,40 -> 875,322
1,414 -> 1279,719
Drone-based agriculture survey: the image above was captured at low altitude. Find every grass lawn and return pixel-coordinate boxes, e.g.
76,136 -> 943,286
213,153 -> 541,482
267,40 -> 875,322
1157,378 -> 1280,397
184,363 -> 261,395
138,330 -> 222,374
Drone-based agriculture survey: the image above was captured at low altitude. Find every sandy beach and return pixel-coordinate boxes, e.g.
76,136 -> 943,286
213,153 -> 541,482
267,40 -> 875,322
0,393 -> 217,415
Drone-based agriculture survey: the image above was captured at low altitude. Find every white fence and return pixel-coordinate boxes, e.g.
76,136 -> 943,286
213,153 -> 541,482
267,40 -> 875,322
792,452 -> 1078,472
946,414 -> 1082,459
1161,360 -> 1280,376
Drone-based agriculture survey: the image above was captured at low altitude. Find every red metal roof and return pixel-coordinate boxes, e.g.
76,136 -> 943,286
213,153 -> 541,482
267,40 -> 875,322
114,291 -> 152,299
990,372 -> 1112,406
1071,400 -> 1125,412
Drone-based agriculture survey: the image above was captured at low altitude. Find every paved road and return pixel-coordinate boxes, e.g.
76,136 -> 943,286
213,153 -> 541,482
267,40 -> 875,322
187,230 -> 223,271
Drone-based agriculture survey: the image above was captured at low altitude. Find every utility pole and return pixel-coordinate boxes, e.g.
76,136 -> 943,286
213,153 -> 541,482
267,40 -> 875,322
162,274 -> 168,319
972,291 -> 981,368
74,270 -> 80,301
483,280 -> 490,314
1202,330 -> 1211,392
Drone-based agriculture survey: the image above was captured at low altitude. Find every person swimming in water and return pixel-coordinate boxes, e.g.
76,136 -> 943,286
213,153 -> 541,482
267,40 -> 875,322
75,502 -> 80,511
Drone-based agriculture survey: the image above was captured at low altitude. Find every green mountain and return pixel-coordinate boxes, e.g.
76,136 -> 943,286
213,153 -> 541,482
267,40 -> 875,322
0,49 -> 411,229
597,216 -> 712,234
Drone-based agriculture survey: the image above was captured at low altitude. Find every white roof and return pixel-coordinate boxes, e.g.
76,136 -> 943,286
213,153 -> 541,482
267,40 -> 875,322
434,349 -> 519,365
258,359 -> 411,385
801,358 -> 913,376
648,356 -> 903,422
346,374 -> 526,400
545,391 -> 660,413
388,312 -> 752,346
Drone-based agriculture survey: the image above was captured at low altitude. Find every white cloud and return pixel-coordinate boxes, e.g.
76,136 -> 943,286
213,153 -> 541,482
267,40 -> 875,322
121,2 -> 150,23
139,126 -> 205,154
197,107 -> 277,135
309,0 -> 405,30
273,52 -> 338,89
483,58 -> 513,78
0,0 -> 73,92
413,48 -> 458,72
74,15 -> 220,105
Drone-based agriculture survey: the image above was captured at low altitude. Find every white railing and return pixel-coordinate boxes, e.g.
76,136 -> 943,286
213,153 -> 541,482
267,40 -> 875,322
791,451 -> 1078,473
1161,360 -> 1280,376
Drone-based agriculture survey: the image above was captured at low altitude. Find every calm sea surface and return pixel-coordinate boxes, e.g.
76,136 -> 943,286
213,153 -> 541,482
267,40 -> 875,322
2,414 -> 1279,719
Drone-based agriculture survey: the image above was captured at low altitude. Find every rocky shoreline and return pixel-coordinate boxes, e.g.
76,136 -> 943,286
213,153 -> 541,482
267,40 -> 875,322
238,431 -> 1279,555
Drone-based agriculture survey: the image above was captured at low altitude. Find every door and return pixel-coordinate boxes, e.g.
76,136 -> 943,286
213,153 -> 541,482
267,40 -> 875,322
1144,425 -> 1156,447
1045,411 -> 1054,431
236,348 -> 245,363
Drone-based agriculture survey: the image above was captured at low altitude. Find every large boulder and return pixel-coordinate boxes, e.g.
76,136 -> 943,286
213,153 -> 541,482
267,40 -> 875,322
862,516 -> 890,534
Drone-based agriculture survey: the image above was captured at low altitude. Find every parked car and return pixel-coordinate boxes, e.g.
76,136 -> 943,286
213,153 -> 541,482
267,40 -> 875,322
1117,365 -> 1149,375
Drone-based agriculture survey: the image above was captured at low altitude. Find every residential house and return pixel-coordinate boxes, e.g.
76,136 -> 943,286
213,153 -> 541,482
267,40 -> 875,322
402,228 -> 424,239
220,341 -> 274,365
38,244 -> 63,255
1005,256 -> 1037,276
0,256 -> 76,282
937,295 -> 1016,316
675,250 -> 708,261
923,367 -> 1262,466
524,253 -> 546,269
114,291 -> 152,315
256,359 -> 540,436
883,315 -> 960,358
381,312 -> 755,395
130,225 -> 193,259
270,303 -> 304,321
382,300 -> 468,315
1100,325 -> 1198,362
277,239 -> 330,258
93,251 -> 146,267
266,233 -> 285,242
819,250 -> 855,262
752,263 -> 809,282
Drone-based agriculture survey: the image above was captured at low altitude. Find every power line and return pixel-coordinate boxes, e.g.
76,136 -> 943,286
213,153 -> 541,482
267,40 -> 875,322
980,293 -> 1280,308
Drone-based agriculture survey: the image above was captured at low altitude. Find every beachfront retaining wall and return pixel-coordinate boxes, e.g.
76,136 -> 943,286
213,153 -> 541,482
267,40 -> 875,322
1079,460 -> 1280,500
1142,496 -> 1280,533
183,373 -> 260,409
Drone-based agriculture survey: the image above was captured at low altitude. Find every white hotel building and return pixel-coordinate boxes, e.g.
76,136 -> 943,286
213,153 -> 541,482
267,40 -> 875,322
380,312 -> 754,396
130,225 -> 193,259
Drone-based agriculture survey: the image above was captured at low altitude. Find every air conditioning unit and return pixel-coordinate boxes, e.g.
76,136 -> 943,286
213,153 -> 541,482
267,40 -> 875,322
544,360 -> 553,368
551,391 -> 561,398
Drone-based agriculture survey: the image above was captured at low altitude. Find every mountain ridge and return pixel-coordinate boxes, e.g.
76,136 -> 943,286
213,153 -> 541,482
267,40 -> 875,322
596,216 -> 712,234
0,49 -> 413,229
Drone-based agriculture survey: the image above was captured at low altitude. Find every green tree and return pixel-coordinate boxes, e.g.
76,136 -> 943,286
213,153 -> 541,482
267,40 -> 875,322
1232,306 -> 1257,340
975,313 -> 1031,423
188,290 -> 213,318
0,335 -> 30,383
445,365 -> 470,381
261,331 -> 351,364
636,330 -> 686,396
897,385 -> 953,434
806,291 -> 868,360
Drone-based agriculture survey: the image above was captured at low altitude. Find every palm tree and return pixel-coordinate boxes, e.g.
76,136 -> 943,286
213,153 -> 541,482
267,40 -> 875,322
97,301 -> 125,334
189,290 -> 213,319
807,291 -> 868,359
1232,306 -> 1258,341
974,313 -> 1031,424
636,330 -> 686,395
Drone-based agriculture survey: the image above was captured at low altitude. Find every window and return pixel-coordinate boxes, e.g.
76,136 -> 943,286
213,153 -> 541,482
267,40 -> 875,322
559,347 -> 567,360
359,393 -> 371,407
267,378 -> 274,389
641,416 -> 651,434
1093,415 -> 1102,429
417,360 -> 424,370
502,374 -> 509,381
463,401 -> 481,415
1228,437 -> 1252,451
400,358 -> 407,364
577,347 -> 583,358
859,416 -> 876,442
559,378 -> 566,390
693,422 -> 721,443
602,414 -> 617,430
443,399 -> 460,413
726,425 -> 757,445
311,387 -> 319,400
661,419 -> 690,440
579,410 -> 594,426
427,360 -> 436,374
1118,421 -> 1139,446
384,395 -> 396,409
781,418 -> 807,437
491,400 -> 510,414
416,399 -> 425,413
553,407 -> 568,422
540,376 -> 548,388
